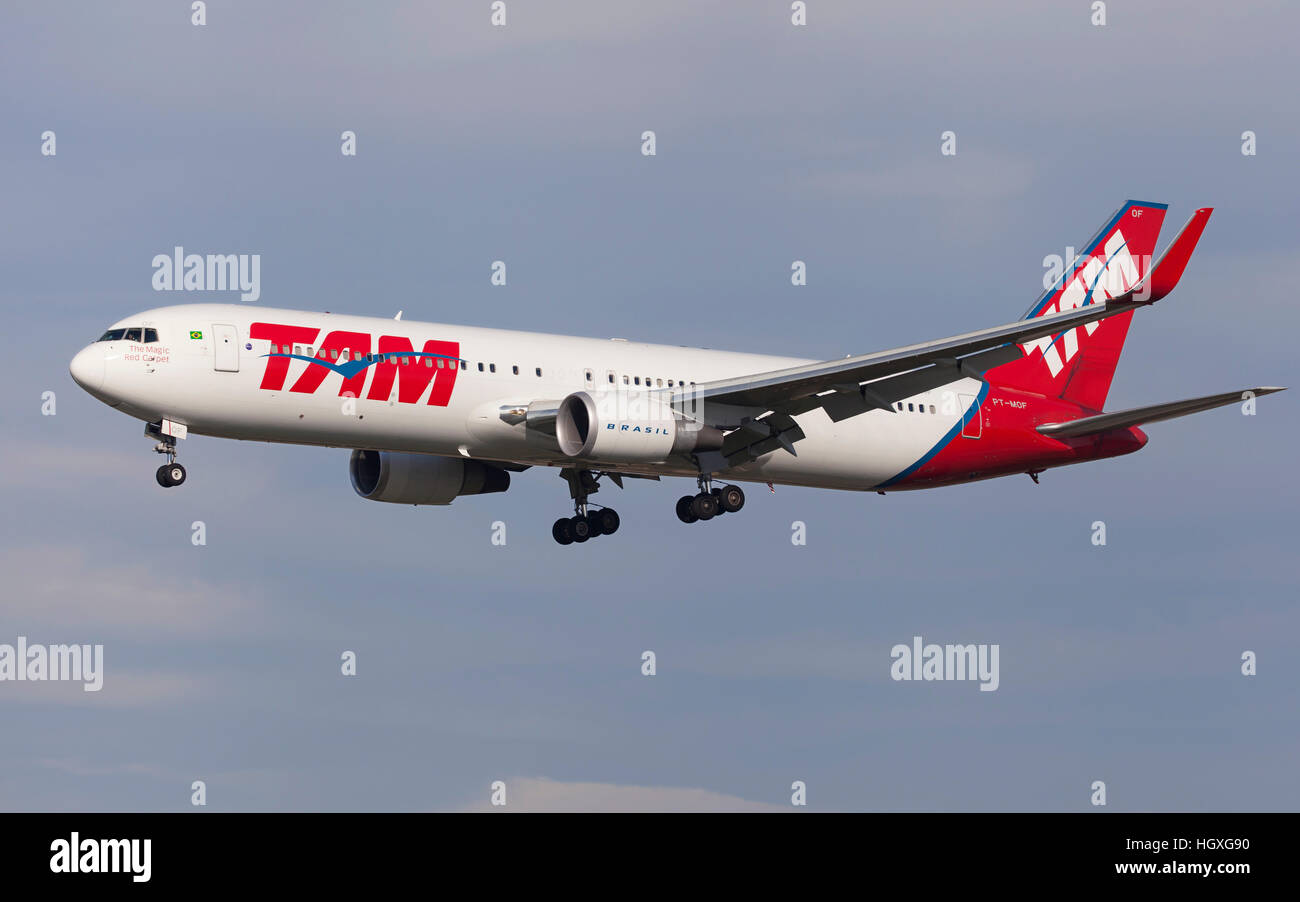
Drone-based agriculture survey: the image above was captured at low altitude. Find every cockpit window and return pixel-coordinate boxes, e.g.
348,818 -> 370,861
97,326 -> 159,343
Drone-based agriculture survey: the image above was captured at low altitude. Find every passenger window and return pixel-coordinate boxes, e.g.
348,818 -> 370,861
478,362 -> 484,372
585,370 -> 593,382
489,364 -> 496,373
929,405 -> 935,414
667,380 -> 674,388
294,345 -> 303,356
536,367 -> 542,377
330,349 -> 339,360
437,358 -> 444,368
634,377 -> 641,386
908,403 -> 914,412
512,365 -> 519,375
623,375 -> 629,385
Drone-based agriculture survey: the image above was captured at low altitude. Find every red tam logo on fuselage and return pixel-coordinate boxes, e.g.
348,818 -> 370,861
249,322 -> 460,406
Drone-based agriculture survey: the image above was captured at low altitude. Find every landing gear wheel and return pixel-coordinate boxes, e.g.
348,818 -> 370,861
676,495 -> 699,524
552,518 -> 574,545
595,508 -> 620,535
570,516 -> 592,543
585,513 -> 604,538
710,487 -> 726,515
156,463 -> 186,487
692,492 -> 719,520
719,484 -> 745,513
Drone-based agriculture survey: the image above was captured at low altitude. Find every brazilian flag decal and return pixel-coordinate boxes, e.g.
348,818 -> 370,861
190,330 -> 203,340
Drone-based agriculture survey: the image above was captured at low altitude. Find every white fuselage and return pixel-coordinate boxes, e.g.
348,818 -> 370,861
71,304 -> 986,491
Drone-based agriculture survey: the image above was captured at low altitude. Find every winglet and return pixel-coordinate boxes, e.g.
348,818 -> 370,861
1139,207 -> 1213,303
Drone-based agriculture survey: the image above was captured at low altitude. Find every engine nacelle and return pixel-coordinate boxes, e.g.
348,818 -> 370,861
555,390 -> 723,463
349,450 -> 510,505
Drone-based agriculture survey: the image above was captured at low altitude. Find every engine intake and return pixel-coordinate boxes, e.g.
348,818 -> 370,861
555,390 -> 723,462
349,450 -> 510,505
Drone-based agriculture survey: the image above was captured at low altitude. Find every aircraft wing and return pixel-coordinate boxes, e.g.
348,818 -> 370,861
678,299 -> 1132,414
672,208 -> 1213,466
1036,387 -> 1285,439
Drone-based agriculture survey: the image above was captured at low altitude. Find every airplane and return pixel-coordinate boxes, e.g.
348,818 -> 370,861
69,201 -> 1282,545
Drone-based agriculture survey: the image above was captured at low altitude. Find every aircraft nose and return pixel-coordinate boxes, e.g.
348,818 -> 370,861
69,345 -> 104,392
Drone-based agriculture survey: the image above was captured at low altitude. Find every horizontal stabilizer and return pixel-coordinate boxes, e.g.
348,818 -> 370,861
1037,387 -> 1285,438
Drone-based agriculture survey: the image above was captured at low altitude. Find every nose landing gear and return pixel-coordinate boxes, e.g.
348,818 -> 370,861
156,461 -> 187,488
146,420 -> 187,488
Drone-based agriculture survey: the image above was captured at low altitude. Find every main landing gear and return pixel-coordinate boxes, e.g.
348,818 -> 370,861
549,469 -> 747,543
146,421 -> 187,488
676,475 -> 744,524
552,468 -> 621,545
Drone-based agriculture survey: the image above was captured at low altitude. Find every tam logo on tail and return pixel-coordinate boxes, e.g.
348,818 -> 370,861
988,200 -> 1169,410
1021,230 -> 1141,376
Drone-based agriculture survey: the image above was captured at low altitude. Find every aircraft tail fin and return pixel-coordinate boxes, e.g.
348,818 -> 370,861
990,202 -> 1213,411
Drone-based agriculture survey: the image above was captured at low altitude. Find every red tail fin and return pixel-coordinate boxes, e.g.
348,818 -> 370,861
991,200 -> 1169,410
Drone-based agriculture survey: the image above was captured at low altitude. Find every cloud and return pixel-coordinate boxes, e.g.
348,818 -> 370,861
463,777 -> 787,812
801,151 -> 1037,201
34,757 -> 170,778
1,669 -> 208,708
0,442 -> 142,489
0,546 -> 266,638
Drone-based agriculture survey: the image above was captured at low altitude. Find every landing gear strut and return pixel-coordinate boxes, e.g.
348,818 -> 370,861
552,468 -> 621,545
146,421 -> 187,488
676,474 -> 744,524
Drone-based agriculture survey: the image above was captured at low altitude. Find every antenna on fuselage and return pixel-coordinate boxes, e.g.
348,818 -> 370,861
394,311 -> 403,321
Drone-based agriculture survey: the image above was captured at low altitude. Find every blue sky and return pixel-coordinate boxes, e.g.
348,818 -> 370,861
1,0 -> 1295,811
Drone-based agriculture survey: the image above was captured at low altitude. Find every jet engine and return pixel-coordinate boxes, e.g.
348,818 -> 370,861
349,450 -> 510,505
555,390 -> 723,463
